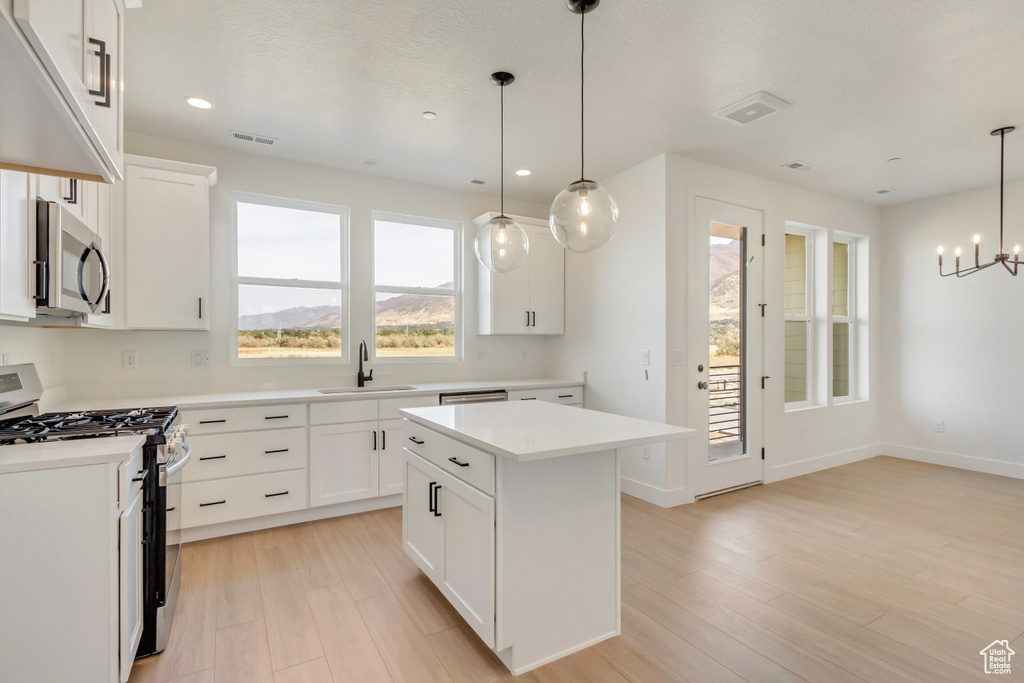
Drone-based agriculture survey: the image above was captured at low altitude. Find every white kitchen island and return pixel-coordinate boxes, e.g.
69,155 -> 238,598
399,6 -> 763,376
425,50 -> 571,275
400,401 -> 693,675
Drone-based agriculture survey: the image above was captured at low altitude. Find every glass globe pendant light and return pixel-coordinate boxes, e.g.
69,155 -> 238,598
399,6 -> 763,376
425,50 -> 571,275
550,0 -> 618,253
475,72 -> 529,273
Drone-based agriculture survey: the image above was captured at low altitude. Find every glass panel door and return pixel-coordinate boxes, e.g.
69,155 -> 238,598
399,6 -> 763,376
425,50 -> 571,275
708,222 -> 746,459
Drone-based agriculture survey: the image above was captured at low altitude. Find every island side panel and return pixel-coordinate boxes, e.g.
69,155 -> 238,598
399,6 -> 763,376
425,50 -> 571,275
494,448 -> 620,675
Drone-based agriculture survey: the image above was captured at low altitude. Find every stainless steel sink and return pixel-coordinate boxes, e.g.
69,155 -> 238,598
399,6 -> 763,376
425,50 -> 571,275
318,385 -> 417,394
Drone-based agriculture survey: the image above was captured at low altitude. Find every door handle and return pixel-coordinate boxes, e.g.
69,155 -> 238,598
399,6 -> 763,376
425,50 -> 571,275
698,381 -> 709,390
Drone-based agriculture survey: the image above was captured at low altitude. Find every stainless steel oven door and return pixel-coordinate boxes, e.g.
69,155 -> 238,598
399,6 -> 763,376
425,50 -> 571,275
37,200 -> 110,314
156,442 -> 190,652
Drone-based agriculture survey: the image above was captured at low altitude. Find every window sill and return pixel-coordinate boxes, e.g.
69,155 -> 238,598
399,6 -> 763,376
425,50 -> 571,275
832,396 -> 869,407
784,402 -> 825,414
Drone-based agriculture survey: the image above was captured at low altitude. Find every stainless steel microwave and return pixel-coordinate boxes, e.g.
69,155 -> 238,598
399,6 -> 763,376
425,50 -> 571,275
34,199 -> 110,316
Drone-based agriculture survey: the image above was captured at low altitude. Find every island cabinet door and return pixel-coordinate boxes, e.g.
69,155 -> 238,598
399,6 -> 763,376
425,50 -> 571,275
440,474 -> 495,647
309,422 -> 379,507
403,452 -> 445,579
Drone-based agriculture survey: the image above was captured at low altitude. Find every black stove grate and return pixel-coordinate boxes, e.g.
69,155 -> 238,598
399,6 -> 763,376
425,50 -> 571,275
0,406 -> 179,445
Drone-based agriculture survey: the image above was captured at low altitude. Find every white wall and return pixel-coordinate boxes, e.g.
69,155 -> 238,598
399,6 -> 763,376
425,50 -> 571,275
881,179 -> 1024,479
0,325 -> 66,394
57,133 -> 560,400
554,152 -> 885,506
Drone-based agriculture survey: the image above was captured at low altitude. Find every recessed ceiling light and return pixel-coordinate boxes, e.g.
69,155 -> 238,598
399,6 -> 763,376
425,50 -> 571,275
362,159 -> 381,167
422,111 -> 437,120
515,169 -> 531,176
185,97 -> 213,109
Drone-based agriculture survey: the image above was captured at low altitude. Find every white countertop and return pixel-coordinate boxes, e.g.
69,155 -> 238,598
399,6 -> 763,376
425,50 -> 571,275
401,402 -> 695,462
0,434 -> 145,475
49,378 -> 584,412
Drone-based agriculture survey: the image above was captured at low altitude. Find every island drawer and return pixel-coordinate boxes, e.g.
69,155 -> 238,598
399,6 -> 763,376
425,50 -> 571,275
182,405 -> 308,435
184,428 -> 307,482
180,469 -> 307,528
403,422 -> 494,496
508,387 -> 582,405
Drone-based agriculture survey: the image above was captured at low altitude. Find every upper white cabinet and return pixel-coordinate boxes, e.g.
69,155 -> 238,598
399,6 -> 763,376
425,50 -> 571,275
0,170 -> 35,321
475,213 -> 565,335
123,156 -> 215,330
1,0 -> 124,181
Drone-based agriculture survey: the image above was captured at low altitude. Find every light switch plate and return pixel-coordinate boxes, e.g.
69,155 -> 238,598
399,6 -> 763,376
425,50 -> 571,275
0,352 -> 12,366
642,350 -> 650,366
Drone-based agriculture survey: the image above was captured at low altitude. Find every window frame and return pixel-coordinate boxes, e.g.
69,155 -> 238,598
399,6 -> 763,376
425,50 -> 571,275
230,191 -> 350,366
370,211 -> 462,363
831,234 -> 857,404
784,226 -> 815,410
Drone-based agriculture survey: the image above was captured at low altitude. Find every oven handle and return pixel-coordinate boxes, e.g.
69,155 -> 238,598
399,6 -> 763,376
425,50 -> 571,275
162,443 -> 192,483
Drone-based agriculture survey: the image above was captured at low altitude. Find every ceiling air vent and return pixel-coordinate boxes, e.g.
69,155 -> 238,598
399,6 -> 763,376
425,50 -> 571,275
230,130 -> 277,146
781,160 -> 814,172
470,179 -> 487,185
714,91 -> 790,126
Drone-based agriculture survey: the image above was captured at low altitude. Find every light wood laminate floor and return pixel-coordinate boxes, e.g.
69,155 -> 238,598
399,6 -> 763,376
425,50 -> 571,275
130,456 -> 1024,682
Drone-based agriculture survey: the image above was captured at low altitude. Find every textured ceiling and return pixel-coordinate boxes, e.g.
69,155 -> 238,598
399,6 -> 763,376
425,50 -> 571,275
124,0 -> 1024,207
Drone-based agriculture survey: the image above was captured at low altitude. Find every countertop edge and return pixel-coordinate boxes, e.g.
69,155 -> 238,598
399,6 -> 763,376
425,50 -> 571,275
0,436 -> 146,475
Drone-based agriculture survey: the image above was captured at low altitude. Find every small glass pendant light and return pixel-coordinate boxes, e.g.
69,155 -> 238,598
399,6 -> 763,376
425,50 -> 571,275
550,0 -> 618,253
475,72 -> 529,273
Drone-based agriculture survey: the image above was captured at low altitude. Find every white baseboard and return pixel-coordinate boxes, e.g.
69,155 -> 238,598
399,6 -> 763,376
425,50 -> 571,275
177,494 -> 402,543
883,444 -> 1024,480
620,476 -> 693,508
765,443 -> 884,483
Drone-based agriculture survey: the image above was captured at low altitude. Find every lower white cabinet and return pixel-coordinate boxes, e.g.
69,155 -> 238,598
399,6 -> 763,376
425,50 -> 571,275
181,469 -> 307,528
403,450 -> 495,646
118,488 -> 143,683
309,421 -> 379,506
378,418 -> 406,496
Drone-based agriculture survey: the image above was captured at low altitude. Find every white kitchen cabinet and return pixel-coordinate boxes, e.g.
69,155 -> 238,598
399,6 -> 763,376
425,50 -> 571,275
123,156 -> 215,330
475,213 -> 565,335
309,421 -> 380,506
5,0 -> 124,181
403,453 -> 445,577
0,170 -> 35,321
118,487 -> 143,683
378,417 -> 406,496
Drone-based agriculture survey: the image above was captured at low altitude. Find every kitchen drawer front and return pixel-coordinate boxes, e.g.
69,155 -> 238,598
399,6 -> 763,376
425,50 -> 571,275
508,387 -> 582,405
403,422 -> 494,496
182,404 -> 307,435
379,395 -> 438,420
184,428 -> 307,482
309,399 -> 378,425
181,470 -> 307,528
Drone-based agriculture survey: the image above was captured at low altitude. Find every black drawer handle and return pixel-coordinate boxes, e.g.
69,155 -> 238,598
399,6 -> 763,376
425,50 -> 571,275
199,500 -> 226,507
264,415 -> 289,420
265,491 -> 289,498
132,469 -> 149,482
448,457 -> 470,468
559,394 -> 575,399
409,437 -> 424,445
199,419 -> 226,425
199,455 -> 226,461
166,507 -> 176,512
264,449 -> 289,454
520,397 -> 537,401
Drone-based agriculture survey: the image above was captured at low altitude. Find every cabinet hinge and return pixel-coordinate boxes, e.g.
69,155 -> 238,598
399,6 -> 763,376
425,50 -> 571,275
761,448 -> 765,460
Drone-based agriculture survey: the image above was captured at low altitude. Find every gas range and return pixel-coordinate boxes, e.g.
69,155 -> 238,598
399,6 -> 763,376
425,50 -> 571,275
0,406 -> 179,445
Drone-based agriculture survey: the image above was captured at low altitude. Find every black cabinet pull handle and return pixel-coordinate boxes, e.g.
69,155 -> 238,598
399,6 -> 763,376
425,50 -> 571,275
199,500 -> 226,507
264,449 -> 289,454
520,397 -> 537,400
199,455 -> 226,461
382,430 -> 386,450
558,394 -> 574,399
432,482 -> 441,517
62,178 -> 77,204
265,491 -> 289,498
87,38 -> 111,107
198,297 -> 203,319
199,419 -> 225,425
448,457 -> 469,468
132,469 -> 148,482
532,311 -> 536,327
428,482 -> 437,513
166,507 -> 176,512
373,430 -> 377,451
409,437 -> 424,445
264,415 -> 289,420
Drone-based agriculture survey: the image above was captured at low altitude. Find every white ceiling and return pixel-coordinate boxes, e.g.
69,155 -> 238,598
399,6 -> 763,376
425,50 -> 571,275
124,0 -> 1024,207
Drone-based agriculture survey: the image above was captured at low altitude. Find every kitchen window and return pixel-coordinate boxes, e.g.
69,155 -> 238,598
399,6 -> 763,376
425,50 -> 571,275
784,230 -> 813,406
233,193 -> 348,361
372,212 -> 460,360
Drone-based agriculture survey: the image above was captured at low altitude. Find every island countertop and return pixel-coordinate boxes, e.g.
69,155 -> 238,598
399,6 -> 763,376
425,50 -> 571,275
400,401 -> 695,462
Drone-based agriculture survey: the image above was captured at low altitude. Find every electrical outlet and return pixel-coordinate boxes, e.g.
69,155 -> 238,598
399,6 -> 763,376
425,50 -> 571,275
192,351 -> 211,367
123,351 -> 137,369
642,349 -> 650,366
641,444 -> 651,460
798,426 -> 806,441
934,420 -> 945,433
0,353 -> 12,366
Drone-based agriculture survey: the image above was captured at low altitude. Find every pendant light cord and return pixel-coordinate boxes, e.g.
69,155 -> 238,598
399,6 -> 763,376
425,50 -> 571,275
1000,129 -> 1005,252
500,81 -> 505,216
580,9 -> 585,181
